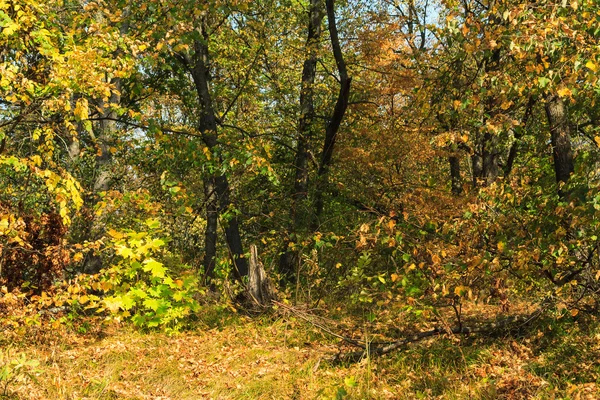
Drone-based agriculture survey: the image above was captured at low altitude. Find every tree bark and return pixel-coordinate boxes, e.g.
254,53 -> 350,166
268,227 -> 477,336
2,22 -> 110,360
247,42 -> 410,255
504,96 -> 534,178
449,156 -> 462,195
279,0 -> 325,280
190,22 -> 247,282
481,132 -> 499,185
84,12 -> 130,274
545,93 -> 574,185
248,244 -> 276,307
313,0 -> 351,227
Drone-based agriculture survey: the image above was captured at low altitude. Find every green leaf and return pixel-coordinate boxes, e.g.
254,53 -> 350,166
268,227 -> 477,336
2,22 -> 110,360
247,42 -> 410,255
103,296 -> 124,313
120,294 -> 136,310
145,219 -> 161,229
344,376 -> 358,387
538,76 -> 550,88
143,298 -> 161,311
143,259 -> 166,278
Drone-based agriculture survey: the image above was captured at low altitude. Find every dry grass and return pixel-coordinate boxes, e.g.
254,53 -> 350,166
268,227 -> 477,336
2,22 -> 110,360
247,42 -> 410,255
2,308 -> 599,399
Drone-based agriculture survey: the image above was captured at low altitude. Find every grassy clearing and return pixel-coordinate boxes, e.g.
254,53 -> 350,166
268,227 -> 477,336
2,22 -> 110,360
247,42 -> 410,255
2,309 -> 599,399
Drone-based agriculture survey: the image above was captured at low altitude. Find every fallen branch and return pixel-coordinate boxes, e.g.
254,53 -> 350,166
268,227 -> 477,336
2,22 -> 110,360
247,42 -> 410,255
273,300 -> 365,349
336,308 -> 545,363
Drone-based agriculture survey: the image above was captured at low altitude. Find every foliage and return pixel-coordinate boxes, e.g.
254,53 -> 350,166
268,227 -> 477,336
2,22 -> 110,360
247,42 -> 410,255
0,0 -> 600,396
97,220 -> 201,332
0,349 -> 40,398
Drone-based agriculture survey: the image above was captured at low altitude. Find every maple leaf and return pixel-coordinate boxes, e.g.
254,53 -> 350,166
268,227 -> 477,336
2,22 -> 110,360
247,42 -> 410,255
143,259 -> 166,278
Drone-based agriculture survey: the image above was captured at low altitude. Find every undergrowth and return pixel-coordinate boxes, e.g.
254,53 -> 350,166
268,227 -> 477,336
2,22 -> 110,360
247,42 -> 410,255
0,299 -> 598,399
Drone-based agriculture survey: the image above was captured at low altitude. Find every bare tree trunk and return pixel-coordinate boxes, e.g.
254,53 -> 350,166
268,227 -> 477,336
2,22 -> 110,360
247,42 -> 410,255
203,176 -> 218,280
471,153 -> 483,187
449,156 -> 462,195
545,93 -> 574,185
189,22 -> 247,282
313,0 -> 351,228
279,0 -> 324,280
84,13 -> 130,274
481,132 -> 499,185
93,13 -> 130,193
504,96 -> 534,178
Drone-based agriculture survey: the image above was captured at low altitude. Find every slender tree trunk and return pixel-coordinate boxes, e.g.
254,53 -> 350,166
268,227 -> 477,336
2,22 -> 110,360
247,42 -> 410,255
84,13 -> 130,274
190,23 -> 247,282
313,0 -> 351,228
504,96 -> 534,178
481,132 -> 499,185
93,13 -> 130,193
545,93 -> 574,185
472,48 -> 501,188
449,156 -> 462,195
202,176 -> 218,280
279,0 -> 324,280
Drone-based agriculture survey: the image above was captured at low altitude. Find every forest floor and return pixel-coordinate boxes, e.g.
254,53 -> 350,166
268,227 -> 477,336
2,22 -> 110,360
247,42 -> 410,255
2,306 -> 600,400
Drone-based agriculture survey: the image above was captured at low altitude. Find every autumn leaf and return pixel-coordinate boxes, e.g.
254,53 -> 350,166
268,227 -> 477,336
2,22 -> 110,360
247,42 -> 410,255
143,259 -> 166,278
585,60 -> 598,73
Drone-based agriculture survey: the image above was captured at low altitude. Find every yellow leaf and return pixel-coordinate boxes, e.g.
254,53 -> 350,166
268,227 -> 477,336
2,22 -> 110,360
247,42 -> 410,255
454,286 -> 469,297
594,136 -> 600,148
557,87 -> 571,98
571,0 -> 578,10
391,273 -> 399,282
586,60 -> 598,73
74,98 -> 89,122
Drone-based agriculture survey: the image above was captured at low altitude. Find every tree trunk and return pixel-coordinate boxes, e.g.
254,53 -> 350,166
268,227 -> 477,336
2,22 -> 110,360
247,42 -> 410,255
313,0 -> 351,228
481,132 -> 499,185
84,13 -> 130,274
248,244 -> 276,307
279,0 -> 324,280
190,22 -> 247,282
545,93 -> 574,185
202,176 -> 218,280
449,156 -> 462,195
504,96 -> 534,178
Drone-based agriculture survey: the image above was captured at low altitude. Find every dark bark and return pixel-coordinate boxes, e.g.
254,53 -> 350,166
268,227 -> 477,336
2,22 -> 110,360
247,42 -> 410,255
471,153 -> 482,187
545,93 -> 574,185
203,176 -> 218,280
190,22 -> 247,282
313,0 -> 351,227
481,132 -> 499,185
472,48 -> 501,188
504,96 -> 535,178
449,156 -> 462,195
293,0 -> 324,225
279,0 -> 324,280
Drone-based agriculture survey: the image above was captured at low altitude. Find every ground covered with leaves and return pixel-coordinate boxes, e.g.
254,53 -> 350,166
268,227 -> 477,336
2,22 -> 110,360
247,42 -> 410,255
2,305 -> 599,400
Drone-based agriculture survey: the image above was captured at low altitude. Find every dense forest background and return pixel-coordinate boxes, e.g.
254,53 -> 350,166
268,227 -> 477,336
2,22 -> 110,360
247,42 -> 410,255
1,0 -> 600,398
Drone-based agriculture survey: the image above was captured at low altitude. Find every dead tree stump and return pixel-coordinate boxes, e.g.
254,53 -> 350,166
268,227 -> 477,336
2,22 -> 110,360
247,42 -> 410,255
247,244 -> 276,307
